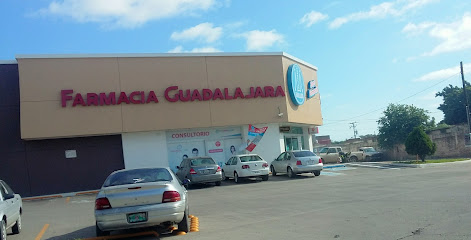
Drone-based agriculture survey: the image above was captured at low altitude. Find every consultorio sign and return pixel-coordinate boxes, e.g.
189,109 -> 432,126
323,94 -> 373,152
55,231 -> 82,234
60,85 -> 286,107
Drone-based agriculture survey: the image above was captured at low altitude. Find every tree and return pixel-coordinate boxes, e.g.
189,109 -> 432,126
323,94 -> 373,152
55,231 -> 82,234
405,127 -> 436,161
377,104 -> 431,149
435,83 -> 471,125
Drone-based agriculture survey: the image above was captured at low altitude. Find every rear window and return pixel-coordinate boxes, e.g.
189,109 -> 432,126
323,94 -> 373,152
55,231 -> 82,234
190,158 -> 216,166
293,151 -> 316,157
103,168 -> 173,187
240,155 -> 263,162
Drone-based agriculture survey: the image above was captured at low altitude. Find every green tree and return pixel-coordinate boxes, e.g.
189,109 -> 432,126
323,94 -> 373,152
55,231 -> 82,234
405,127 -> 437,161
435,83 -> 471,125
377,104 -> 431,149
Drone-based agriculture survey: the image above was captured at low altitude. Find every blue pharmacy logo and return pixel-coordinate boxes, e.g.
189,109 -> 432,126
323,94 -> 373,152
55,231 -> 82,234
287,64 -> 305,106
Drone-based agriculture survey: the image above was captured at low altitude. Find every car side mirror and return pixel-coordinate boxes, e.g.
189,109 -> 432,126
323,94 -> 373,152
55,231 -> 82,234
182,179 -> 191,185
5,194 -> 14,200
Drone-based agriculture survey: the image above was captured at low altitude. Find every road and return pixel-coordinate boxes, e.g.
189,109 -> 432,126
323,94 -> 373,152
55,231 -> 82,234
7,161 -> 471,240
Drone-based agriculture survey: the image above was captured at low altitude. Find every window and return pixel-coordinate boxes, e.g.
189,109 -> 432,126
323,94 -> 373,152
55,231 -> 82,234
286,153 -> 292,160
293,151 -> 316,157
1,181 -> 14,196
103,168 -> 173,187
276,153 -> 286,161
327,148 -> 337,153
190,158 -> 216,166
231,157 -> 238,165
226,157 -> 233,165
319,148 -> 328,153
240,155 -> 263,162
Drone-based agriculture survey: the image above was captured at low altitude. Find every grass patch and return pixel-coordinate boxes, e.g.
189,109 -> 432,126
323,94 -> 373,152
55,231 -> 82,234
400,158 -> 469,164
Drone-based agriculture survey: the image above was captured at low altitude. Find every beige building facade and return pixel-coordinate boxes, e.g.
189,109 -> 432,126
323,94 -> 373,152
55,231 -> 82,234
16,52 -> 322,171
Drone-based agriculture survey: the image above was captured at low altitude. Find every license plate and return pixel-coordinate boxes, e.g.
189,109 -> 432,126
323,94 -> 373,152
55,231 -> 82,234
307,160 -> 314,165
201,170 -> 210,174
127,212 -> 147,223
253,171 -> 260,174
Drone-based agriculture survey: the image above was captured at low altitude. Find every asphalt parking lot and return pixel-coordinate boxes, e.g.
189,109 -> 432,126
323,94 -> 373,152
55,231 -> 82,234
7,162 -> 471,240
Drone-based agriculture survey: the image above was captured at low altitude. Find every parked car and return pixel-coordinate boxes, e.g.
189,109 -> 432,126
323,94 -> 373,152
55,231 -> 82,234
222,154 -> 269,183
94,168 -> 190,236
349,147 -> 383,162
0,180 -> 22,240
270,150 -> 323,178
318,147 -> 343,163
175,157 -> 222,187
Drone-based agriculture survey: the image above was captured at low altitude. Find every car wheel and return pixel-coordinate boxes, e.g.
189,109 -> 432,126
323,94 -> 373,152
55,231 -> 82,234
270,165 -> 277,176
262,175 -> 269,181
178,209 -> 190,233
349,156 -> 358,162
12,213 -> 21,234
313,170 -> 321,176
287,167 -> 295,178
96,222 -> 110,237
1,219 -> 6,240
234,172 -> 240,183
215,181 -> 221,186
222,170 -> 227,181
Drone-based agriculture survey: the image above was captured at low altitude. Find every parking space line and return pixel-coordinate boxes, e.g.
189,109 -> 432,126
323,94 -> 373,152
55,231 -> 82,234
65,197 -> 70,203
34,224 -> 49,240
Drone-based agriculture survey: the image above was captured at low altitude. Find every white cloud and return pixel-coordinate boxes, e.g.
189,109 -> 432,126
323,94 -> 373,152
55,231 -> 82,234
300,11 -> 328,27
413,63 -> 471,82
402,21 -> 435,35
167,45 -> 221,53
241,30 -> 284,51
329,0 -> 438,29
171,22 -> 222,43
37,0 -> 217,28
422,13 -> 471,56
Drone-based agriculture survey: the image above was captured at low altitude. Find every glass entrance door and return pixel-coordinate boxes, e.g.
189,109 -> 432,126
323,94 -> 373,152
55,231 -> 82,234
285,137 -> 300,151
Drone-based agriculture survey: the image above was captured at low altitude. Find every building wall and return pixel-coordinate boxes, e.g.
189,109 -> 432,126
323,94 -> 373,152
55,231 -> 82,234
17,53 -> 321,140
246,123 -> 284,166
1,63 -> 125,197
121,131 -> 168,169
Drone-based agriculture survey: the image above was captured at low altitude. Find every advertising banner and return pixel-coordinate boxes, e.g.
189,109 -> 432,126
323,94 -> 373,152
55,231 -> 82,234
246,124 -> 268,152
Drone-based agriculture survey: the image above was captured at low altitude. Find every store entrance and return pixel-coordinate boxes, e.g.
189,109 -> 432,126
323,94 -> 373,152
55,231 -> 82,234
285,137 -> 300,151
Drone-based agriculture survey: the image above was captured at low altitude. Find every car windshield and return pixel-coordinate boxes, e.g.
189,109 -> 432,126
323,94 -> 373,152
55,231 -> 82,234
240,155 -> 263,162
362,148 -> 376,152
293,151 -> 316,157
190,158 -> 216,166
103,168 -> 172,187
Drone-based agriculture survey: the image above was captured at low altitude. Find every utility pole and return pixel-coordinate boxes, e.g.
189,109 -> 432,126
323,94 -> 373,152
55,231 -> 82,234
460,61 -> 471,137
349,122 -> 358,139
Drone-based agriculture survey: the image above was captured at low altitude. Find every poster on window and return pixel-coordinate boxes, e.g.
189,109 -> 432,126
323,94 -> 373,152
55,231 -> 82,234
246,124 -> 268,152
167,141 -> 205,173
205,140 -> 226,167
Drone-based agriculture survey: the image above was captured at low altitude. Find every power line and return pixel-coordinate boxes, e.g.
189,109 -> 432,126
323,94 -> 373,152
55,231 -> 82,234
321,72 -> 460,127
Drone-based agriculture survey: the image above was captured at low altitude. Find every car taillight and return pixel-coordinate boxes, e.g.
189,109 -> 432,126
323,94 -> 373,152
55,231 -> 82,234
162,191 -> 181,203
296,160 -> 302,165
242,165 -> 250,169
216,166 -> 221,172
190,168 -> 197,174
95,197 -> 112,210
319,158 -> 323,164
262,163 -> 268,167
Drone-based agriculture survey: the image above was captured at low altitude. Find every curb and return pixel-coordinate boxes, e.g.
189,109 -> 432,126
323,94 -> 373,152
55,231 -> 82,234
323,164 -> 346,169
23,189 -> 100,201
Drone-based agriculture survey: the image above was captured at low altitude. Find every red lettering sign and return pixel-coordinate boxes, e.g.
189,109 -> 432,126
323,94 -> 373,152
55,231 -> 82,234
60,85 -> 286,107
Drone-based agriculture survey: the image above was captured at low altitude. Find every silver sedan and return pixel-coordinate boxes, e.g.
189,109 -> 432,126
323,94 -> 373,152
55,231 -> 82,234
270,150 -> 323,178
94,168 -> 190,236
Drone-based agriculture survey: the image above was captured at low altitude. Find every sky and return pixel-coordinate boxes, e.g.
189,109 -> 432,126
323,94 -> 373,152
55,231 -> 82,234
1,0 -> 471,141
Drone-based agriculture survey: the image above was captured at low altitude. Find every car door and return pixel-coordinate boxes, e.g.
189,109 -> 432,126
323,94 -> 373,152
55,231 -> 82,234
272,153 -> 285,173
176,160 -> 187,180
284,152 -> 293,171
325,148 -> 338,163
229,157 -> 239,177
224,157 -> 235,178
0,181 -> 17,227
